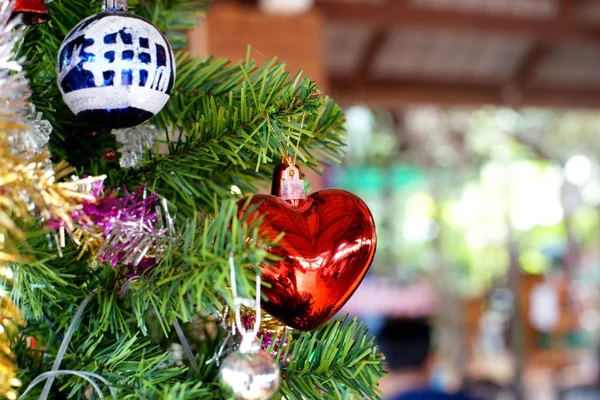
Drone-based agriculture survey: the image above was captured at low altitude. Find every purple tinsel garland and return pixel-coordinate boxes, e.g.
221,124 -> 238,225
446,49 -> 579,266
94,187 -> 173,270
49,182 -> 175,274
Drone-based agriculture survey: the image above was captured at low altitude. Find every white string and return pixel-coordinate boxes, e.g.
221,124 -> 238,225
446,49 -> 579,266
19,371 -> 117,400
228,251 -> 261,353
20,290 -> 117,400
118,278 -> 197,371
205,332 -> 231,366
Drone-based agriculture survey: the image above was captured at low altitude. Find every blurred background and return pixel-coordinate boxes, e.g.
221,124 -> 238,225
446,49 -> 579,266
190,1 -> 600,399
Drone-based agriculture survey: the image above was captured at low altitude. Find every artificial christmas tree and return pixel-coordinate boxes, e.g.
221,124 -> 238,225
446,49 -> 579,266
1,0 -> 384,398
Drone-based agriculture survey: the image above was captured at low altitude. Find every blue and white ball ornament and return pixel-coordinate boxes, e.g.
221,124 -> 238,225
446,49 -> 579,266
56,5 -> 175,128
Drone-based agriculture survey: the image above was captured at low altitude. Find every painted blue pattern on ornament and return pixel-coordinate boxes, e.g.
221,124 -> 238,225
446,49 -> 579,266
58,36 -> 96,92
56,12 -> 176,128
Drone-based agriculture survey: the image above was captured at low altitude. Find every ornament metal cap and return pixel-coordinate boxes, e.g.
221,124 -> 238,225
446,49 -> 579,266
272,156 -> 306,204
11,0 -> 49,25
103,0 -> 128,12
271,156 -> 302,197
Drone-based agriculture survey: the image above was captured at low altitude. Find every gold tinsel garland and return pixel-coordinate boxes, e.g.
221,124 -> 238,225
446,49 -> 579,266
0,120 -> 104,258
0,122 -> 106,398
0,288 -> 22,400
0,120 -> 106,398
0,1 -> 106,395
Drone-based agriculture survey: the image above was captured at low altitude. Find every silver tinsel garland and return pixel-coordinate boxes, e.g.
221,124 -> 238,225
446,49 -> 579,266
14,102 -> 52,153
98,195 -> 177,268
0,7 -> 51,155
112,125 -> 160,169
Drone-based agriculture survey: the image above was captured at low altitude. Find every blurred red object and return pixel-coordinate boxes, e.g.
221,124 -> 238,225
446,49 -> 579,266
11,0 -> 49,25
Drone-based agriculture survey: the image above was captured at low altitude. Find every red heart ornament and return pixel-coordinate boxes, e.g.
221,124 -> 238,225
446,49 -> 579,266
238,189 -> 376,331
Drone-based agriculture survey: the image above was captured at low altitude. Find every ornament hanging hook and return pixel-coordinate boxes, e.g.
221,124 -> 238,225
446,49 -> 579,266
103,0 -> 128,12
290,111 -> 307,170
266,102 -> 307,171
228,251 -> 261,353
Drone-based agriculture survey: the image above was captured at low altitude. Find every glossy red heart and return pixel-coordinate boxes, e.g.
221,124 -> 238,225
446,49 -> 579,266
238,189 -> 376,331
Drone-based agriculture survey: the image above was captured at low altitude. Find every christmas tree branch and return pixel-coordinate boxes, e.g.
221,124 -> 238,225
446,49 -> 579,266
11,241 -> 81,319
14,198 -> 269,332
276,317 -> 385,400
136,0 -> 210,50
130,199 -> 276,331
14,262 -> 221,399
120,55 -> 346,214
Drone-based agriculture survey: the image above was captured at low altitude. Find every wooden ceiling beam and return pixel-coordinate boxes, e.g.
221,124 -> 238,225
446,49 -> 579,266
329,77 -> 600,110
357,30 -> 388,78
317,2 -> 600,45
330,77 -> 503,108
508,1 -> 575,86
513,44 -> 551,85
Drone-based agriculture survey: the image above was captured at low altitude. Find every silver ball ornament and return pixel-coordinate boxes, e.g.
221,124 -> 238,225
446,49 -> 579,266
218,348 -> 280,400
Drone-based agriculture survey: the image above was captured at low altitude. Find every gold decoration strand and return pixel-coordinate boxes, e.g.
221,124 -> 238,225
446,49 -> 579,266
266,109 -> 307,169
0,136 -> 105,262
0,2 -> 109,396
0,4 -> 32,396
291,112 -> 307,169
0,289 -> 22,400
220,305 -> 287,337
0,113 -> 104,400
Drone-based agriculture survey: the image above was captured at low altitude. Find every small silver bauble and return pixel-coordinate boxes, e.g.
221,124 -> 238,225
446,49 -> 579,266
218,347 -> 280,400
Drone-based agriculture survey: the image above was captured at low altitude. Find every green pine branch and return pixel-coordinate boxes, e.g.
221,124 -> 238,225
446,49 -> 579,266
13,200 -> 274,398
128,199 -> 276,332
10,230 -> 91,320
117,54 -> 346,215
275,317 -> 385,400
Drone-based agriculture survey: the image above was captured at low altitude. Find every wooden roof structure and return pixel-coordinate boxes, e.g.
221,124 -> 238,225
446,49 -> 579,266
201,0 -> 600,109
320,0 -> 600,109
